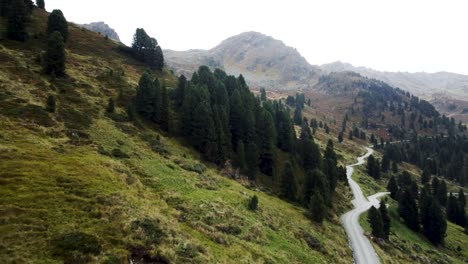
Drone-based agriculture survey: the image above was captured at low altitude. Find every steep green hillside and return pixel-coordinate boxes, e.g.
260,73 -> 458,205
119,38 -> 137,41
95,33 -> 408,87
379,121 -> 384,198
0,9 -> 353,263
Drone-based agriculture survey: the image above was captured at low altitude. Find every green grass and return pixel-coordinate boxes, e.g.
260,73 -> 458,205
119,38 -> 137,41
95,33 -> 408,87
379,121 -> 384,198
359,199 -> 468,263
0,10 -> 354,263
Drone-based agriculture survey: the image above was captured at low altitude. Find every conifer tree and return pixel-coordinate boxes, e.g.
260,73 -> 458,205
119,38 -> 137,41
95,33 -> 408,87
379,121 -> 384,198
338,131 -> 343,143
135,73 -> 154,119
421,167 -> 431,184
46,95 -> 56,113
36,0 -> 44,9
293,107 -> 302,125
248,195 -> 259,211
47,9 -> 68,42
237,140 -> 246,172
260,88 -> 267,101
257,110 -> 275,176
152,78 -> 162,123
7,0 -> 29,42
280,161 -> 296,201
447,193 -> 459,224
106,98 -> 115,113
245,142 -> 259,181
160,85 -> 169,131
368,206 -> 385,238
436,180 -> 447,207
308,192 -> 327,223
422,198 -> 447,244
379,200 -> 390,239
174,75 -> 186,108
398,188 -> 420,231
387,176 -> 399,200
43,31 -> 66,76
381,153 -> 390,172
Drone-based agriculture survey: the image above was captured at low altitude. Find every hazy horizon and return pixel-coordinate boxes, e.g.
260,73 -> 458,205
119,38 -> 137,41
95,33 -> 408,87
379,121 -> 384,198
45,0 -> 468,75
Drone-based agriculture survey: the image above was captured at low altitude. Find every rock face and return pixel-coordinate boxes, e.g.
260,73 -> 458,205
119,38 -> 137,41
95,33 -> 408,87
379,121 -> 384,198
164,31 -> 320,89
82,22 -> 121,42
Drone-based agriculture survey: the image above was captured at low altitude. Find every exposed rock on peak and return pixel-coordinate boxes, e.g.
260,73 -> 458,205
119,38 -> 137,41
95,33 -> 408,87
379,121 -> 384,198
81,22 -> 121,42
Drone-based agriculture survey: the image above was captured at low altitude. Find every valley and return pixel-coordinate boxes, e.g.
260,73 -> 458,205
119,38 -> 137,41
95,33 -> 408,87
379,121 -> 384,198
0,1 -> 467,264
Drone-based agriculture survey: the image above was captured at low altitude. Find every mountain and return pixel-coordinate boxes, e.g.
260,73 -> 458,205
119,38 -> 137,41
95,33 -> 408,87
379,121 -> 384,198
0,9 -> 355,263
321,61 -> 468,120
81,21 -> 121,42
165,31 -> 320,89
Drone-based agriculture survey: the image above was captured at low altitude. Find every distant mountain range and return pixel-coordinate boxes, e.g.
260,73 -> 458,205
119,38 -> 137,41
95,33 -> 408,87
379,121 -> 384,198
81,22 -> 121,42
164,31 -> 468,119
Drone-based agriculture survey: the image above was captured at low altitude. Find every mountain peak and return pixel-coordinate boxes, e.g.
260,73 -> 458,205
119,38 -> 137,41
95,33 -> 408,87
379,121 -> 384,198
81,21 -> 121,42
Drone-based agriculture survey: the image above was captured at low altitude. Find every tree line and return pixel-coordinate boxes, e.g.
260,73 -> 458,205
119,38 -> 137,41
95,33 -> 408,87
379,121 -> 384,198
132,66 -> 346,223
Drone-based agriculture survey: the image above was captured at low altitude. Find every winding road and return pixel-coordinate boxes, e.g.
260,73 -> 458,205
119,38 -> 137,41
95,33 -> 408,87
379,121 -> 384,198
341,147 -> 389,264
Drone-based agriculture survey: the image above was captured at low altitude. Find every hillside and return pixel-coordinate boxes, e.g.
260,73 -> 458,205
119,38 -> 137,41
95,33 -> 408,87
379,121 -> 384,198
165,32 -> 320,90
81,22 -> 121,42
321,61 -> 468,121
0,8 -> 354,263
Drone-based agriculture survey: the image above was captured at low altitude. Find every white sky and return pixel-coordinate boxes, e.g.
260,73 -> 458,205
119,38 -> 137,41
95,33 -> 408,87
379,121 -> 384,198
45,0 -> 468,75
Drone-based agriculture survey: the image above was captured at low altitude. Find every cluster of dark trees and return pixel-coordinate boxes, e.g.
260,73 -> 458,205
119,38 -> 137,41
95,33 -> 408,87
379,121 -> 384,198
366,155 -> 381,179
387,171 -> 452,244
447,191 -> 467,228
367,200 -> 390,239
118,28 -> 164,70
383,136 -> 468,186
133,66 -> 346,223
1,0 -> 37,41
44,9 -> 68,76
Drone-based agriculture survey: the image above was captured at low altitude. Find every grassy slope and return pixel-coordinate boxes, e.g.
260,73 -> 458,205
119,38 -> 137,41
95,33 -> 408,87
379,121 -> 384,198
0,9 -> 353,263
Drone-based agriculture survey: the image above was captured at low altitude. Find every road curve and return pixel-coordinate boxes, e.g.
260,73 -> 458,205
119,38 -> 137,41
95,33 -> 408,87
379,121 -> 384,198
341,147 -> 389,264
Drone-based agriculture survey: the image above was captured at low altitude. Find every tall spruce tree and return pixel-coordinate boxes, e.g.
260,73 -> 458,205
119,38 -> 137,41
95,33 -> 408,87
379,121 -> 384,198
36,0 -> 44,9
379,200 -> 391,239
398,188 -> 420,231
43,31 -> 66,76
422,198 -> 447,245
237,140 -> 246,172
308,192 -> 327,223
135,73 -> 155,119
7,0 -> 29,41
245,142 -> 259,181
257,110 -> 275,176
174,75 -> 186,108
280,161 -> 296,201
47,9 -> 68,42
436,180 -> 447,207
368,206 -> 385,238
160,85 -> 169,131
387,176 -> 399,200
151,78 -> 162,123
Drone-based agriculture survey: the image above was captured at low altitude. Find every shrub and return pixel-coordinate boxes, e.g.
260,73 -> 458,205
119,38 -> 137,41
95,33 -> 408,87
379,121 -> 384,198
50,232 -> 102,258
248,195 -> 259,211
180,162 -> 207,174
111,148 -> 129,159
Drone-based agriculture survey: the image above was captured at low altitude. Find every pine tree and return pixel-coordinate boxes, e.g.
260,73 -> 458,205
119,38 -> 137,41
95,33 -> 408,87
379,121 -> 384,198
245,142 -> 259,181
436,180 -> 447,207
229,90 -> 243,150
459,189 -> 466,208
36,0 -> 44,9
135,73 -> 154,119
160,85 -> 169,131
47,10 -> 68,42
280,161 -> 296,201
379,200 -> 390,239
237,140 -> 246,172
106,98 -> 115,113
46,95 -> 56,113
422,198 -> 447,244
174,75 -> 186,108
43,31 -> 66,76
293,107 -> 302,125
368,206 -> 385,238
398,188 -> 420,231
338,131 -> 343,143
387,176 -> 399,199
381,154 -> 390,172
260,88 -> 267,101
7,0 -> 29,42
421,168 -> 431,184
152,78 -> 162,123
447,193 -> 459,224
257,110 -> 275,176
248,195 -> 259,211
392,161 -> 398,173
308,192 -> 327,223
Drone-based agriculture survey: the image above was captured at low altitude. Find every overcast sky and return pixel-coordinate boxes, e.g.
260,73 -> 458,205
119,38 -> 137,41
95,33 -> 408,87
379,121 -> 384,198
45,0 -> 468,74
